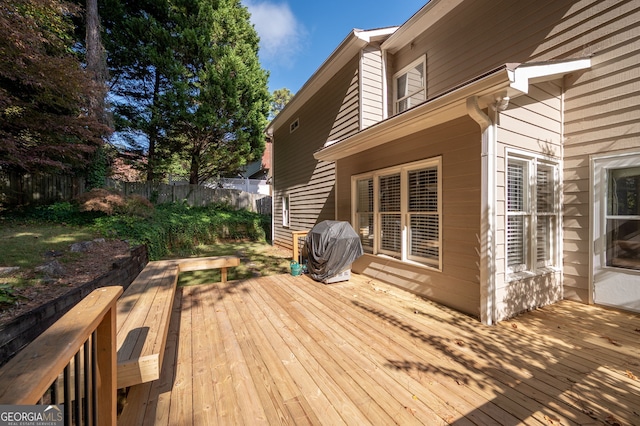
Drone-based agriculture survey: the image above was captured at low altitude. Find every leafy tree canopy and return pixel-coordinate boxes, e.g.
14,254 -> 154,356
269,88 -> 293,120
102,0 -> 271,184
0,0 -> 109,174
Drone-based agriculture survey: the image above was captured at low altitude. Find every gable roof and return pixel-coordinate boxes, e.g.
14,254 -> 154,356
382,0 -> 465,54
266,27 -> 398,136
314,58 -> 591,162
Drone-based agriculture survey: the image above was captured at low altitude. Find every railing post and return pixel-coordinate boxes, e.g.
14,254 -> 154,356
0,286 -> 122,425
96,303 -> 117,426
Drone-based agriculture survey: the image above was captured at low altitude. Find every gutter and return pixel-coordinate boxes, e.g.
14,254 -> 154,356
314,58 -> 591,162
314,65 -> 513,161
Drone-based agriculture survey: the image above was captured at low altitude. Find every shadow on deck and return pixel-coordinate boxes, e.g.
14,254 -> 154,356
118,273 -> 640,425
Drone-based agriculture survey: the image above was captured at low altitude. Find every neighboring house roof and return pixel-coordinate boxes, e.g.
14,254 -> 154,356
267,27 -> 398,136
314,58 -> 591,162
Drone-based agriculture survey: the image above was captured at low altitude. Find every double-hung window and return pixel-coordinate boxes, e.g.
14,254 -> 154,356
393,56 -> 426,114
506,154 -> 559,275
353,157 -> 441,269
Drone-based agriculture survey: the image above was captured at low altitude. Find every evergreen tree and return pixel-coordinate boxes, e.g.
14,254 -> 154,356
170,0 -> 271,184
269,88 -> 293,120
101,0 -> 179,181
102,0 -> 270,184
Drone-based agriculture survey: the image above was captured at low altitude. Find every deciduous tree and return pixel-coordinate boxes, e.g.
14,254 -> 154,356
0,0 -> 108,174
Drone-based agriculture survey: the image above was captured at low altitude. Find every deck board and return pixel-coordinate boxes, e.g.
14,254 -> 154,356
118,273 -> 640,425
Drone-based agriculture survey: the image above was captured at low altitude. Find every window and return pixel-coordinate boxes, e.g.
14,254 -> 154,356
282,195 -> 290,227
393,56 -> 426,114
506,154 -> 559,275
605,166 -> 640,270
353,157 -> 441,268
355,178 -> 374,253
379,173 -> 402,256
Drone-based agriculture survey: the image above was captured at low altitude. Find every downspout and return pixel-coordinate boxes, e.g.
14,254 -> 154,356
466,96 -> 498,325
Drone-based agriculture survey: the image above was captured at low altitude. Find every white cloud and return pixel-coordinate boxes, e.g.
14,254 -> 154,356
244,1 -> 306,66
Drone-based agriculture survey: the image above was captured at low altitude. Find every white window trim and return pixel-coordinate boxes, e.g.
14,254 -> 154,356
351,156 -> 442,270
592,150 -> 640,273
505,149 -> 561,280
282,194 -> 290,228
392,55 -> 427,115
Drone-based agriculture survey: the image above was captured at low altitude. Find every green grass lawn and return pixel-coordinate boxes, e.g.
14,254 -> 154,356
172,241 -> 293,286
0,221 -> 293,297
0,223 -> 99,269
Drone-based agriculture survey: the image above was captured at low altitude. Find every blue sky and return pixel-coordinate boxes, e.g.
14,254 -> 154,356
243,1 -> 429,93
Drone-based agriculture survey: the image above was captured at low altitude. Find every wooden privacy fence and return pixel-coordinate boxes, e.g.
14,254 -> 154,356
105,179 -> 272,214
0,172 -> 86,206
0,172 -> 271,214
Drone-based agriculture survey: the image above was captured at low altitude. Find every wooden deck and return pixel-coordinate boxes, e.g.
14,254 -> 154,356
119,273 -> 640,425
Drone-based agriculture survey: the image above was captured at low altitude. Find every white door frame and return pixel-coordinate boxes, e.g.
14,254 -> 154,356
590,150 -> 640,312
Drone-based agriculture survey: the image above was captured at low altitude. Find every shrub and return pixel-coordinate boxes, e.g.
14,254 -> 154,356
75,188 -> 126,215
14,201 -> 103,225
92,202 -> 268,260
121,194 -> 155,218
74,189 -> 154,218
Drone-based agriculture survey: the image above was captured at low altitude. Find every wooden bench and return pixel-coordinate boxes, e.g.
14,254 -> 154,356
116,255 -> 240,389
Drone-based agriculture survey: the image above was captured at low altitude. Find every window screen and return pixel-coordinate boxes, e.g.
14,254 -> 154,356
507,160 -> 528,270
507,156 -> 558,274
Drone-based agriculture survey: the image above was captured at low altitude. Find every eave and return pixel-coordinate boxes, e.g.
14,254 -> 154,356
267,27 -> 398,136
314,58 -> 591,162
382,0 -> 465,54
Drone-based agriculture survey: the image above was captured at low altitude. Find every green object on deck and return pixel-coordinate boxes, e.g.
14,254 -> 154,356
290,261 -> 301,276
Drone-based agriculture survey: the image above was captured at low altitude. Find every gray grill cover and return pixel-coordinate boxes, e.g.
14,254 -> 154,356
305,220 -> 363,281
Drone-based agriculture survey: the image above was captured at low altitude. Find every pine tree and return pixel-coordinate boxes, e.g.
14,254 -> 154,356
102,0 -> 270,184
170,0 -> 271,184
101,0 -> 179,181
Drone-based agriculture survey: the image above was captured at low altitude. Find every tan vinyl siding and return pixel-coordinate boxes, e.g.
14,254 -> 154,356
562,0 -> 640,302
388,2 -> 581,107
272,57 -> 360,250
387,1 -> 626,111
495,82 -> 563,320
360,45 -> 384,129
383,0 -> 639,312
337,116 -> 482,317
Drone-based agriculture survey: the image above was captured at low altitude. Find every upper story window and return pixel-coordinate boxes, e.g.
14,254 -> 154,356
393,56 -> 426,114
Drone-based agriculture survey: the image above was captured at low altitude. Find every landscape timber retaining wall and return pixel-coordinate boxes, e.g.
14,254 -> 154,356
0,245 -> 148,367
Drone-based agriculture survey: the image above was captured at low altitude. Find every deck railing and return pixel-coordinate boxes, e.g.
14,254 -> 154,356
0,286 -> 122,426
